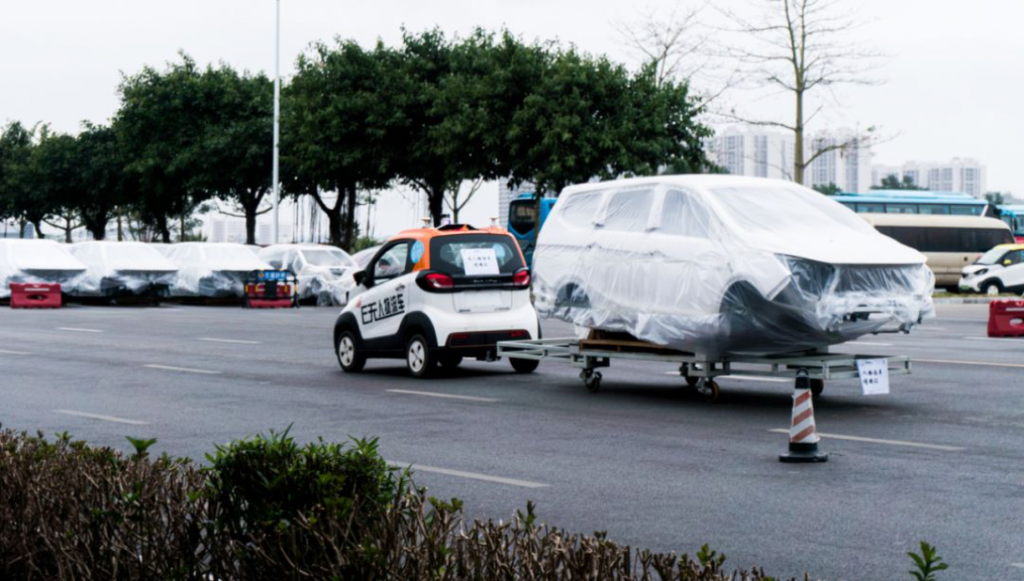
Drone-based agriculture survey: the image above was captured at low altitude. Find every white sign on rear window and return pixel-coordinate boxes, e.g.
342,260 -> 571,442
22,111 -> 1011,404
856,358 -> 890,395
460,248 -> 500,275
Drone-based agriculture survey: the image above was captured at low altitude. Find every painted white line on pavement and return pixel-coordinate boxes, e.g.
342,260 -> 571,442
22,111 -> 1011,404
55,409 -> 148,425
963,336 -> 1024,342
0,348 -> 32,355
57,327 -> 103,333
663,372 -> 788,383
769,429 -> 964,451
845,340 -> 894,347
387,389 -> 500,403
916,358 -> 1024,370
918,327 -> 947,331
1010,563 -> 1024,569
388,462 -> 548,488
199,337 -> 262,345
144,364 -> 221,375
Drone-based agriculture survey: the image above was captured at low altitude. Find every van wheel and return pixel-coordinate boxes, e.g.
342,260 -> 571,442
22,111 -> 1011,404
336,331 -> 365,372
510,357 -> 540,373
406,334 -> 436,378
982,281 -> 1003,296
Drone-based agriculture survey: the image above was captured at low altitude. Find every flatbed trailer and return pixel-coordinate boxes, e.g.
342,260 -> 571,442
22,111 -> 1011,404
496,337 -> 912,402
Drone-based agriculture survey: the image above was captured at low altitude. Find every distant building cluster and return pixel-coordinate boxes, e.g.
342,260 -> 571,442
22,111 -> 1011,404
870,158 -> 986,197
705,126 -> 872,194
705,126 -> 987,198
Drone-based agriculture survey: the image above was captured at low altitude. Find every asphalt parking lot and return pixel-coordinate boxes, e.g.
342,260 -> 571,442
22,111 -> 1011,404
1,302 -> 1022,580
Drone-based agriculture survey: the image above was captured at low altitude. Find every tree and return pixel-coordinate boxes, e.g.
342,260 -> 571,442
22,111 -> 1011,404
189,68 -> 274,245
284,40 -> 401,249
985,192 -> 1006,206
872,174 -> 921,191
444,179 -> 484,224
33,131 -> 83,242
720,0 -> 883,184
813,182 -> 841,195
116,54 -> 217,243
75,123 -> 133,241
0,122 -> 39,237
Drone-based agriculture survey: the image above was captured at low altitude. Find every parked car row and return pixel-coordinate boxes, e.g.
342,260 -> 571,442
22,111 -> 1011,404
0,240 -> 360,304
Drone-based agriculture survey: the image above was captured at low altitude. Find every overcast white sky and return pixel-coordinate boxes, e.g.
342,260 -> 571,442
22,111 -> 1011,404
2,0 -> 1021,238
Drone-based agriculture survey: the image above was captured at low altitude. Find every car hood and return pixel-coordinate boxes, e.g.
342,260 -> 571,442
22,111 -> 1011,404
757,229 -> 926,266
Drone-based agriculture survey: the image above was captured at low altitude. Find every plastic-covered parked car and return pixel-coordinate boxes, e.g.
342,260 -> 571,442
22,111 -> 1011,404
532,175 -> 935,356
164,242 -> 270,297
259,243 -> 358,305
67,241 -> 178,298
352,245 -> 382,269
0,239 -> 86,298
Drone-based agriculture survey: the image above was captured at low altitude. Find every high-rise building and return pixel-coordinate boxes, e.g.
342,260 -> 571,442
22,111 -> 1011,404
707,126 -> 872,193
869,158 -> 987,197
705,126 -> 794,180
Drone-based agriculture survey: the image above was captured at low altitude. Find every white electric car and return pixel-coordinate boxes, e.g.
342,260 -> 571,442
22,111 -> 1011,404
959,243 -> 1024,295
259,243 -> 359,305
532,175 -> 935,356
333,225 -> 540,377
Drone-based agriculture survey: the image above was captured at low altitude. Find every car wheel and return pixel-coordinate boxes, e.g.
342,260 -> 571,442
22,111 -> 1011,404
556,284 -> 591,319
336,331 -> 366,372
510,357 -> 540,373
982,281 -> 1003,296
405,334 -> 436,378
438,354 -> 463,369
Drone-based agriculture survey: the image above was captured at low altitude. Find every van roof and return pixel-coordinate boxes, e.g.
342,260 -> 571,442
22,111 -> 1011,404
858,213 -> 1011,229
557,175 -> 799,197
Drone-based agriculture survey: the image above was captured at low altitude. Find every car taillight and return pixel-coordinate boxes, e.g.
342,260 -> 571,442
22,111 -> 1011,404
509,329 -> 529,339
512,268 -> 531,288
423,272 -> 454,290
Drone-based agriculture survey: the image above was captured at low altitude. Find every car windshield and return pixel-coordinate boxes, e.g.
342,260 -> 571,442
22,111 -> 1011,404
302,248 -> 355,267
710,186 -> 876,237
430,234 -> 524,275
976,247 -> 1007,265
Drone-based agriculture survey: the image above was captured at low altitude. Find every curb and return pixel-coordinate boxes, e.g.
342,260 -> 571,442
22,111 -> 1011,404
932,297 -> 1022,304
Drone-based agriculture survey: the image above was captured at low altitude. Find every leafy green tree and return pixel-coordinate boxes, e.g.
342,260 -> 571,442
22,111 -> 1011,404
75,123 -> 134,240
813,182 -> 841,195
116,54 -> 217,243
872,174 -> 921,190
0,122 -> 44,237
985,191 -> 1006,206
188,68 -> 274,245
284,40 -> 400,248
32,131 -> 83,242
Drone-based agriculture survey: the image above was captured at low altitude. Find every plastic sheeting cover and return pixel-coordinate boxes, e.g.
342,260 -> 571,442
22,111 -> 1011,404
532,176 -> 935,356
68,241 -> 179,297
0,239 -> 87,298
165,243 -> 270,297
258,244 -> 358,305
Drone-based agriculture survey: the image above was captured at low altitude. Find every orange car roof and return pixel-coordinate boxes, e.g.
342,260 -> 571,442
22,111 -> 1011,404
388,225 -> 512,242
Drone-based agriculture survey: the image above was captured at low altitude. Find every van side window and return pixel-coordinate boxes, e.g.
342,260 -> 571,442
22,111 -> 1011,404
603,188 -> 654,232
660,190 -> 710,238
560,192 -> 603,227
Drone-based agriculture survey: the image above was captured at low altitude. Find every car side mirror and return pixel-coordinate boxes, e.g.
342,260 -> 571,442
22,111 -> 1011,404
354,270 -> 369,287
1004,259 -> 1013,266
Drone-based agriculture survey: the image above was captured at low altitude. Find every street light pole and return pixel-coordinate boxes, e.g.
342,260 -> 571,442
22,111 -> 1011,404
271,0 -> 281,244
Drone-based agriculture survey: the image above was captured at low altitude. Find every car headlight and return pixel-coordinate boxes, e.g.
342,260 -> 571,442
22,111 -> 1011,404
779,255 -> 836,298
970,268 -> 988,277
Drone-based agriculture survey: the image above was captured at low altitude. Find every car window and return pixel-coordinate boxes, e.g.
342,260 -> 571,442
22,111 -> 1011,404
603,188 -> 654,232
1006,250 -> 1023,265
559,191 -> 603,227
372,242 -> 411,281
660,189 -> 711,238
430,234 -> 525,275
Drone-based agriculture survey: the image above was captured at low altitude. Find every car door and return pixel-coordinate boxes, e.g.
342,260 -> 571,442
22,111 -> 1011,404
648,187 -> 730,315
1001,250 -> 1024,289
357,240 -> 413,343
588,186 -> 657,313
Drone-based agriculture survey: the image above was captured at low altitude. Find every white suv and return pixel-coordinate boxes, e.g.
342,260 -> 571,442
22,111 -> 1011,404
334,225 -> 540,377
959,244 -> 1024,295
532,175 -> 935,355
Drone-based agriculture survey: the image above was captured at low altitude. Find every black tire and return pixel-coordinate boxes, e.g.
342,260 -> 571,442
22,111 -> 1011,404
439,354 -> 463,370
981,280 -> 1003,297
810,378 -> 825,397
336,330 -> 366,372
510,357 -> 540,373
405,334 -> 436,378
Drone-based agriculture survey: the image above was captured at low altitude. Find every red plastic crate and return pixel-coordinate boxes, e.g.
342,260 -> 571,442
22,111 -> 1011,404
987,299 -> 1024,337
10,283 -> 62,309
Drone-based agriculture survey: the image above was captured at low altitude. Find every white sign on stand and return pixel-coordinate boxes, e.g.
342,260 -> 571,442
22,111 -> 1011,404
461,248 -> 500,275
857,358 -> 890,395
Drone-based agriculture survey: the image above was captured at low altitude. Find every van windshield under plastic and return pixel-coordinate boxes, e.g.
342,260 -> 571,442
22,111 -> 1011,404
710,186 -> 874,236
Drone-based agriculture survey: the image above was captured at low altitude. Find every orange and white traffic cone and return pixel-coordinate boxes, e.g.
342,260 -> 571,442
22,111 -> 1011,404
779,371 -> 828,463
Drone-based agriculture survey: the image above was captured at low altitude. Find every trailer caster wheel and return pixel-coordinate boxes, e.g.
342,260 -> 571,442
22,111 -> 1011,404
685,376 -> 699,388
810,379 -> 825,397
581,369 -> 602,393
697,379 -> 720,403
